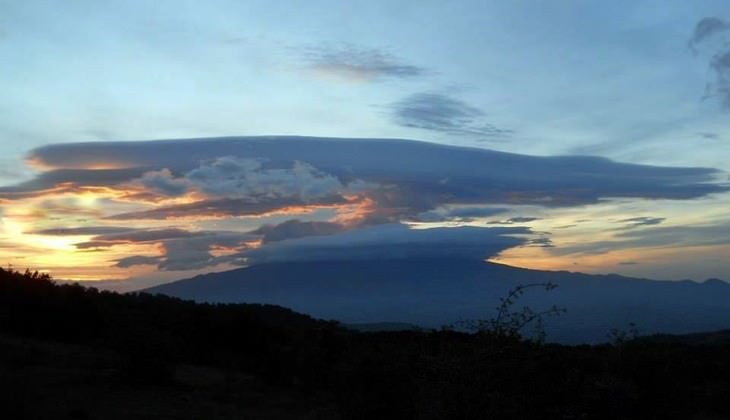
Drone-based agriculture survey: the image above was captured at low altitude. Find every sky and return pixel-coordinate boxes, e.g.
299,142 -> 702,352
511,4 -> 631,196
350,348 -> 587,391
0,0 -> 729,288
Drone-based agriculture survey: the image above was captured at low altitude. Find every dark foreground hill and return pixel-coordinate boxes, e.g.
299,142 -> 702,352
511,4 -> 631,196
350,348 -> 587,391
148,258 -> 730,343
4,267 -> 730,419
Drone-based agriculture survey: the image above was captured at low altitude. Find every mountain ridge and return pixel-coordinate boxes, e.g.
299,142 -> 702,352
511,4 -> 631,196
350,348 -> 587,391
147,258 -> 730,343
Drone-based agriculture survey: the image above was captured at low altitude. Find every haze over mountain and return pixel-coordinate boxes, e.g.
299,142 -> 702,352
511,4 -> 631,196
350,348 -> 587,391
148,258 -> 730,344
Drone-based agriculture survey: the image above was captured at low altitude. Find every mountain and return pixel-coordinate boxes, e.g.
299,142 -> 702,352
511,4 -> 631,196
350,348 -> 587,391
146,259 -> 730,343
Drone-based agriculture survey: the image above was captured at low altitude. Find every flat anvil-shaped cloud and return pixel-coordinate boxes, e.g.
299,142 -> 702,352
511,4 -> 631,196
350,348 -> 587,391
1,136 -> 728,272
11,137 -> 726,213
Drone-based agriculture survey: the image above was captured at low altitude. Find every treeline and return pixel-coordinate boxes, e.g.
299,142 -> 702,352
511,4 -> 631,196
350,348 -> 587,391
2,267 -> 730,419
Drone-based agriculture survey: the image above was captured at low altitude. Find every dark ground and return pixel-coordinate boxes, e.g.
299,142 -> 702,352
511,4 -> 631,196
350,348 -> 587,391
2,267 -> 730,419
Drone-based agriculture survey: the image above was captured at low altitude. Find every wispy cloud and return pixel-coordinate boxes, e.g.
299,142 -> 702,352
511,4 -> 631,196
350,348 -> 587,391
303,44 -> 427,82
30,226 -> 136,236
689,17 -> 730,108
488,217 -> 541,225
616,216 -> 666,230
416,206 -> 509,222
551,224 -> 730,257
389,93 -> 512,138
689,17 -> 730,51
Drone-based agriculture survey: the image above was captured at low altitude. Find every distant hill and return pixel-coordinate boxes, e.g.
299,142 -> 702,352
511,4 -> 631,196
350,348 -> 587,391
147,259 -> 730,343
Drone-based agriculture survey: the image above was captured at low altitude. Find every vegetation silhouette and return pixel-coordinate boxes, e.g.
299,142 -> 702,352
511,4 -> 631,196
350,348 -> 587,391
2,267 -> 730,419
453,282 -> 565,343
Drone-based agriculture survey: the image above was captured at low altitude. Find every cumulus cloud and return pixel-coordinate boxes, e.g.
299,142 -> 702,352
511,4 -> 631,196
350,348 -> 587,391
187,157 -> 343,200
133,168 -> 191,197
389,93 -> 512,138
303,45 -> 426,82
243,223 -> 529,264
129,157 -> 345,201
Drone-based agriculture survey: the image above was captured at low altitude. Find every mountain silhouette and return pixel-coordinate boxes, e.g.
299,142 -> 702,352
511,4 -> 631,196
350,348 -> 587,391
147,259 -> 730,343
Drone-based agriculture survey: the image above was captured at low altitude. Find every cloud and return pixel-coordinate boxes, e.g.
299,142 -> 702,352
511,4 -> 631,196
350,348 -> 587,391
75,228 -> 207,249
615,224 -> 730,246
127,157 -> 346,201
13,137 -> 729,221
689,17 -> 730,108
133,168 -> 190,197
689,17 -> 730,51
551,223 -> 730,256
303,45 -> 426,82
488,217 -> 541,225
698,132 -> 720,140
617,216 -> 666,229
30,226 -> 136,236
3,136 -> 728,272
104,229 -> 255,271
526,236 -> 554,248
243,223 -> 529,264
115,255 -> 163,268
105,196 -> 347,220
157,234 -> 249,271
251,219 -> 345,243
416,206 -> 509,222
185,157 -> 344,200
389,93 -> 512,138
0,167 -> 149,198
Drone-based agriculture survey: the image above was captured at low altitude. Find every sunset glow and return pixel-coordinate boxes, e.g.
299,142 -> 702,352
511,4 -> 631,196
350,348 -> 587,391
1,1 -> 729,289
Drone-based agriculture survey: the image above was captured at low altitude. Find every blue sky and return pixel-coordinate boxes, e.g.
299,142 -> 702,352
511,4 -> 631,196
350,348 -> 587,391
0,1 -> 729,286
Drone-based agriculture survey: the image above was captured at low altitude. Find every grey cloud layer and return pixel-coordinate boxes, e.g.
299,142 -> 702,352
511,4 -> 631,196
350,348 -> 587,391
252,219 -> 345,244
389,93 -> 512,138
75,228 -> 208,249
243,224 -> 528,264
